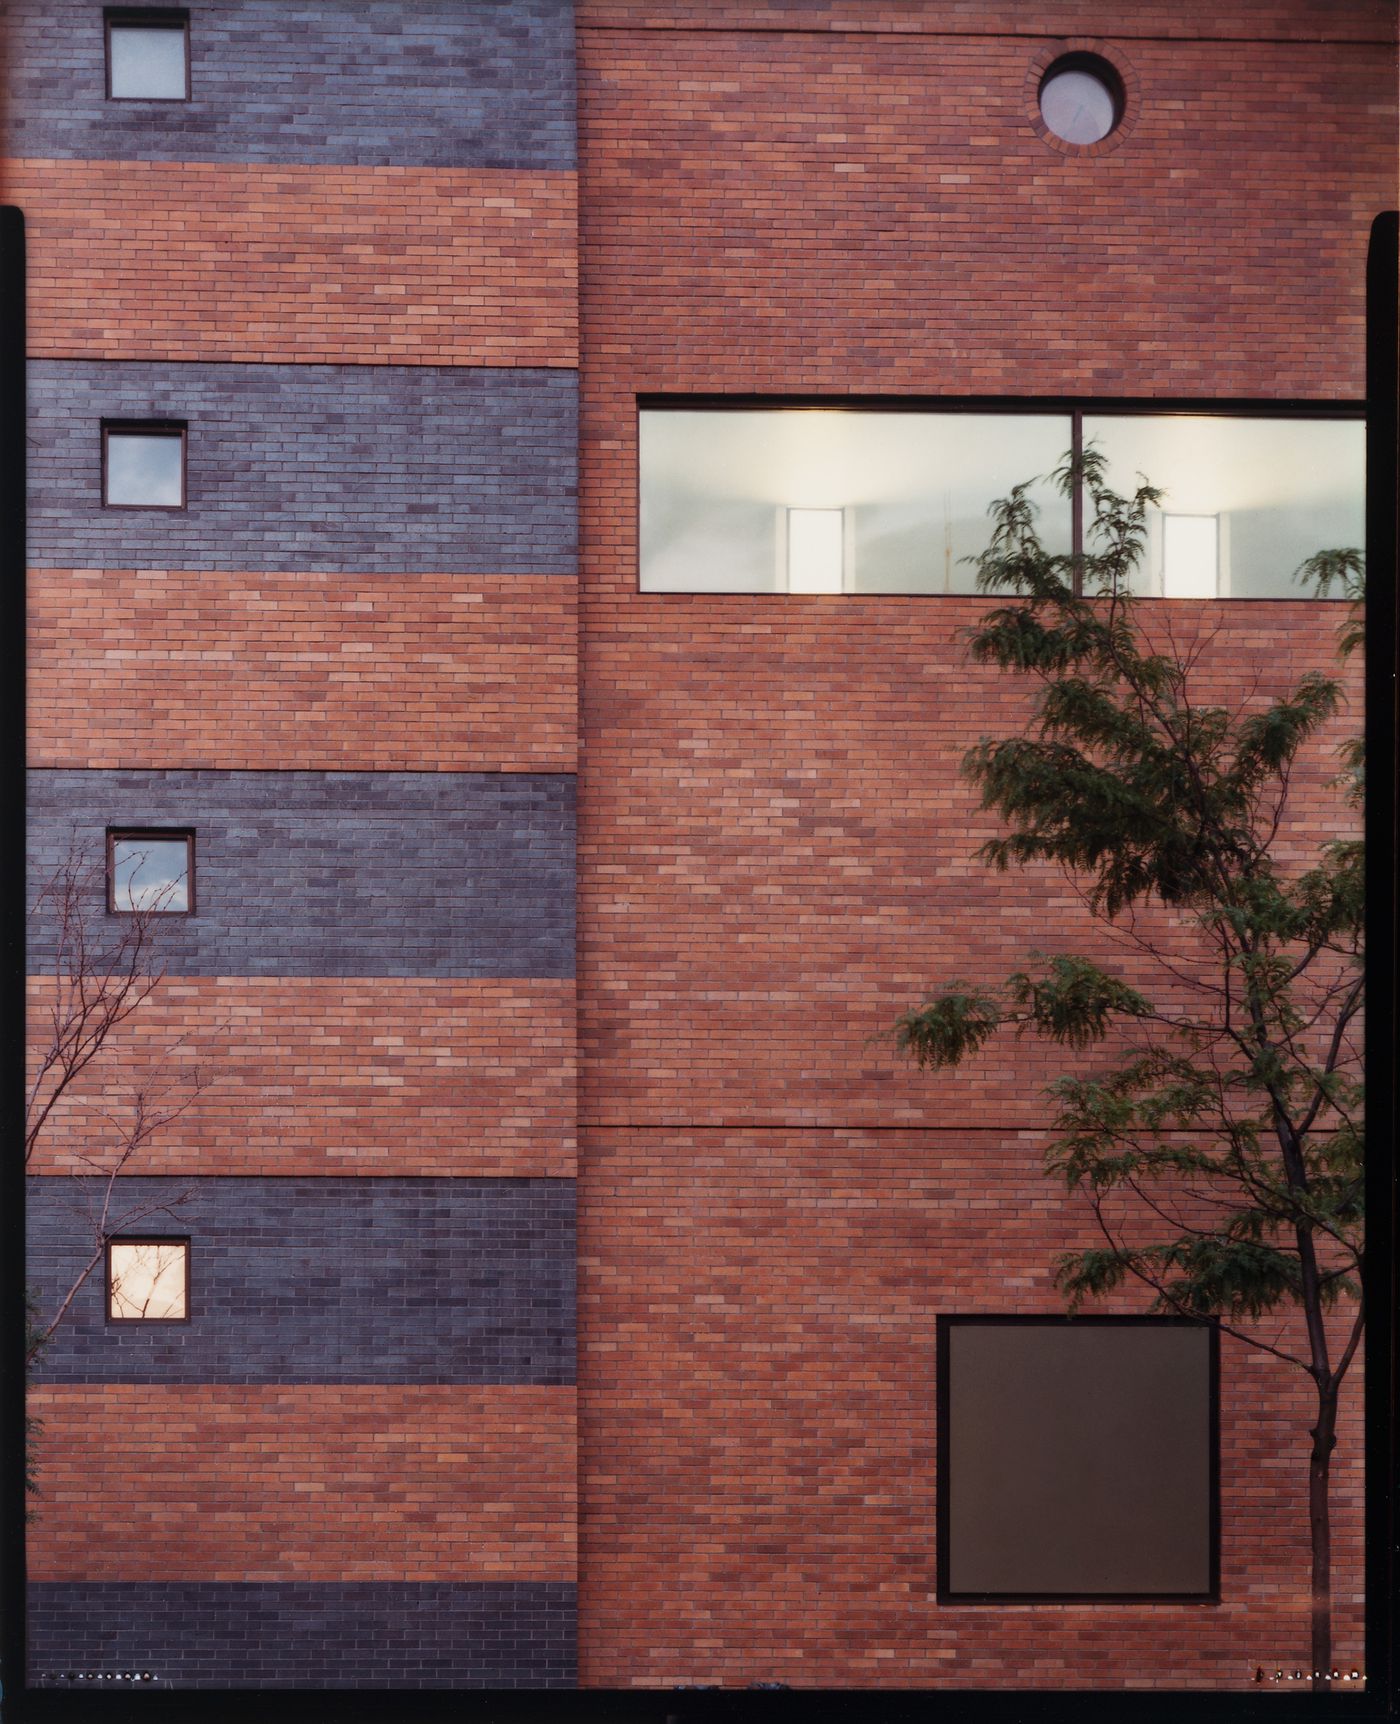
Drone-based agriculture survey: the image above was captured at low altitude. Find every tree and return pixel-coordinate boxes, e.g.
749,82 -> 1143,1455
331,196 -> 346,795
25,850 -> 213,1499
895,450 -> 1364,1691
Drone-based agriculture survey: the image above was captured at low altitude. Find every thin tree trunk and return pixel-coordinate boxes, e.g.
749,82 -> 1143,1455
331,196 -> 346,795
1309,1389 -> 1337,1692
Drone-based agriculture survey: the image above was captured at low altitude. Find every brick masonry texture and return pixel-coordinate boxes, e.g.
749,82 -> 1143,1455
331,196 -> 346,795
571,4 -> 1385,1691
28,1384 -> 577,1582
27,1582 -> 577,1690
5,160 -> 577,368
28,769 -> 576,979
2,0 -> 576,170
27,977 -> 576,1179
574,26 -> 1392,398
29,571 -> 578,773
28,361 -> 578,575
574,601 -> 1361,1128
578,0 -> 1393,33
28,1176 -> 575,1385
576,1128 -> 1364,1689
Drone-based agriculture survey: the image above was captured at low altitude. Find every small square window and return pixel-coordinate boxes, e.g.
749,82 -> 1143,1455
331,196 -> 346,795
106,10 -> 190,101
106,1239 -> 190,1322
103,422 -> 186,509
937,1316 -> 1218,1601
108,830 -> 195,914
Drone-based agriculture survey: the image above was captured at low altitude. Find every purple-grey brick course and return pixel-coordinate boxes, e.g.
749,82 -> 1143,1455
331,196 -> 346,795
2,0 -> 576,169
28,361 -> 578,575
27,1582 -> 577,1688
27,1177 -> 576,1385
27,769 -> 576,978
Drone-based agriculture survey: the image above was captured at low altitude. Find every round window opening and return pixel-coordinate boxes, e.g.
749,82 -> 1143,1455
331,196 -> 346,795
1038,54 -> 1124,146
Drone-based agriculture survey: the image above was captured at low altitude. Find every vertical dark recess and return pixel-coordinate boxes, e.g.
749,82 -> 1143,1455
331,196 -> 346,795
0,203 -> 26,1706
1364,206 -> 1397,1713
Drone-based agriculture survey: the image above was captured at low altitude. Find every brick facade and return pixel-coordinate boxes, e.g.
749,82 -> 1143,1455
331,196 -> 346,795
15,0 -> 1392,1695
27,361 -> 578,575
28,1177 -> 576,1384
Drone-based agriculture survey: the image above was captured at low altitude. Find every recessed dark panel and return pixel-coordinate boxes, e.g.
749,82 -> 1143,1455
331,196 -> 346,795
940,1318 -> 1216,1599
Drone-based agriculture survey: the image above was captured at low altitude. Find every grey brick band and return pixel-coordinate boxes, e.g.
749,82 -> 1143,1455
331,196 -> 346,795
27,1177 -> 575,1385
3,0 -> 576,170
27,1582 -> 577,1689
28,769 -> 575,978
28,361 -> 578,575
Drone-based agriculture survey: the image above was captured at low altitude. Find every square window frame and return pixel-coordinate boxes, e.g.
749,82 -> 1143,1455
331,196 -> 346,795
101,420 -> 188,511
104,8 -> 191,102
934,1313 -> 1221,1606
104,1236 -> 192,1325
106,828 -> 197,917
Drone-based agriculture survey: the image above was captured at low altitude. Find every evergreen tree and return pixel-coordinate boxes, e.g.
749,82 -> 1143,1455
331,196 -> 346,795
896,450 -> 1364,1690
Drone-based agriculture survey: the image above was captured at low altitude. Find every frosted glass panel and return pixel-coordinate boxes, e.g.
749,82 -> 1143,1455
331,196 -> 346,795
106,432 -> 183,506
640,410 -> 1073,592
109,1241 -> 188,1320
109,25 -> 187,99
1084,416 -> 1364,599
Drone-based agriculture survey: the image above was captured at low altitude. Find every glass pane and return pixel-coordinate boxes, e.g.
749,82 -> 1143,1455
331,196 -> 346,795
112,835 -> 190,912
1040,70 -> 1116,145
640,410 -> 1073,593
109,24 -> 187,99
1083,415 -> 1365,599
106,432 -> 183,506
109,1242 -> 188,1320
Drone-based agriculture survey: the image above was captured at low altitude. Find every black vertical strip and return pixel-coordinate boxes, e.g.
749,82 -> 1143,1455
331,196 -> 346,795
1364,206 -> 1397,1712
0,203 -> 25,1710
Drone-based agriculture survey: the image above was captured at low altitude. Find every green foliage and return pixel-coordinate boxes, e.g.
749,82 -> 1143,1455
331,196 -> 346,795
898,448 -> 1364,1372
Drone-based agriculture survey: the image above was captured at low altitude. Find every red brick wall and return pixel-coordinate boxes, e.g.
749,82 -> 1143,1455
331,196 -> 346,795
27,977 -> 576,1178
3,160 -> 577,367
28,1384 -> 577,1581
29,569 -> 577,772
574,3 -> 1386,1689
577,1129 -> 1364,1689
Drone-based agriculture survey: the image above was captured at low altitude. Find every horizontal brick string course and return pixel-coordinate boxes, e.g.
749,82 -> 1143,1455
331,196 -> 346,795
28,1384 -> 577,1583
28,570 -> 578,773
26,976 -> 576,1178
3,159 -> 578,367
576,1127 -> 1363,1689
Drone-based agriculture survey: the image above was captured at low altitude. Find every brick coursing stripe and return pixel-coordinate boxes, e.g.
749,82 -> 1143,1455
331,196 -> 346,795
4,159 -> 578,368
575,1127 -> 1364,1688
28,361 -> 578,576
26,976 -> 577,1178
2,0 -> 577,170
27,1384 -> 577,1583
28,768 -> 576,979
28,569 -> 579,773
28,1176 -> 576,1385
27,1582 -> 578,1690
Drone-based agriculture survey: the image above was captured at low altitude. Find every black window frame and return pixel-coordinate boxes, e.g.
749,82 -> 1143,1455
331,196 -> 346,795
935,1312 -> 1221,1606
634,395 -> 1366,601
106,827 -> 196,917
101,419 -> 188,511
104,1236 -> 192,1325
103,7 -> 191,102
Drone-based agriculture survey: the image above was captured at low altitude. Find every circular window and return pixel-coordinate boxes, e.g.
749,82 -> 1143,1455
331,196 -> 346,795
1038,54 -> 1124,146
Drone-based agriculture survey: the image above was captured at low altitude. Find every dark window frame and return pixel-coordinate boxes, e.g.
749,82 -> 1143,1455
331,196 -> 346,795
106,827 -> 196,917
101,419 -> 188,511
634,395 -> 1366,601
935,1313 -> 1221,1606
104,1236 -> 192,1325
104,7 -> 191,102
